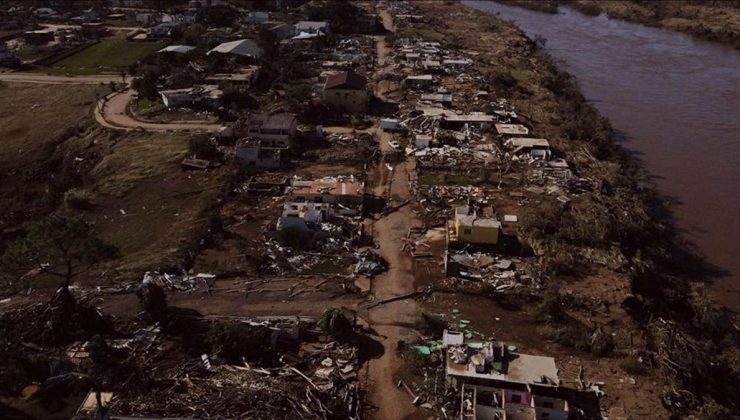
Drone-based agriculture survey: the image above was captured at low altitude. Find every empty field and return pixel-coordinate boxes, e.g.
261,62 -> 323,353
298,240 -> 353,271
42,36 -> 163,75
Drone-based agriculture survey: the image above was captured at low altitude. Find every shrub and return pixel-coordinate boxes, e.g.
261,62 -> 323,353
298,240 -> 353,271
136,282 -> 168,324
487,69 -> 518,96
188,136 -> 221,160
533,290 -> 568,324
620,356 -> 647,375
318,308 -> 355,339
64,189 -> 95,211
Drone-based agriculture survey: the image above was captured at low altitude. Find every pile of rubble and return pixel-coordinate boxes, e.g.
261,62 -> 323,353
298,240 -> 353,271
106,333 -> 363,419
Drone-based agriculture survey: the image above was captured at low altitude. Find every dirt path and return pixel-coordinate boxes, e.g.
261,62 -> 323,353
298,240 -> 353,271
364,8 -> 422,420
95,89 -> 222,132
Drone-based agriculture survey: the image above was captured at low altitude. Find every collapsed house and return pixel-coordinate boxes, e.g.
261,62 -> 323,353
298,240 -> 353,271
236,138 -> 283,170
293,20 -> 331,38
404,74 -> 434,90
236,113 -> 298,148
287,176 -> 364,206
443,330 -> 569,420
495,123 -> 529,136
420,92 -> 453,107
206,65 -> 260,91
505,138 -> 551,161
159,84 -> 223,108
441,113 -> 496,131
277,176 -> 364,231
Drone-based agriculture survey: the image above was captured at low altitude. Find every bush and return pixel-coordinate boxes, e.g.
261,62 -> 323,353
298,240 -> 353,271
620,356 -> 647,375
489,69 -> 518,95
64,188 -> 95,211
131,65 -> 164,100
188,136 -> 221,160
136,282 -> 168,324
533,290 -> 568,324
318,308 -> 355,339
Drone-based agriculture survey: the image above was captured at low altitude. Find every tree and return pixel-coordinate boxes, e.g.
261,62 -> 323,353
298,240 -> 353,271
137,282 -> 168,324
257,27 -> 278,60
318,308 -> 355,339
131,65 -> 163,100
2,215 -> 119,291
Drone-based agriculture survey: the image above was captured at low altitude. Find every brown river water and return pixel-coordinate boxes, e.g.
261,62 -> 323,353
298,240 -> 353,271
463,1 -> 740,310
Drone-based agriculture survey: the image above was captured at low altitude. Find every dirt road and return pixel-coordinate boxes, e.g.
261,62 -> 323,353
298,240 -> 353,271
0,73 -> 221,132
364,8 -> 422,420
95,89 -> 222,132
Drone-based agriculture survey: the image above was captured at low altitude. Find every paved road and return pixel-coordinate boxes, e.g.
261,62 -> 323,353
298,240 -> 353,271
95,89 -> 222,132
0,72 -> 121,85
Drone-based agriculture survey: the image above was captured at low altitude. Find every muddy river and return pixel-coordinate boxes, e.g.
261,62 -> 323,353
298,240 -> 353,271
463,1 -> 740,309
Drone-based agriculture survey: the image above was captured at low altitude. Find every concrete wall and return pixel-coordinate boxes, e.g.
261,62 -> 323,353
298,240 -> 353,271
323,88 -> 367,113
455,221 -> 500,244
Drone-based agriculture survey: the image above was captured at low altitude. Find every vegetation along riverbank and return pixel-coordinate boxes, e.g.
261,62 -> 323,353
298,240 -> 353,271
495,0 -> 740,48
404,1 -> 739,418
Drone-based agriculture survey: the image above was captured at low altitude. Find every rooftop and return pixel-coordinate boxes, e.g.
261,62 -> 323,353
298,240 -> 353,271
207,66 -> 260,81
456,206 -> 501,228
295,21 -> 330,31
444,113 -> 495,123
249,112 -> 296,130
405,74 -> 433,81
324,71 -> 367,90
158,45 -> 196,54
495,123 -> 529,136
505,138 -> 550,149
445,339 -> 559,386
207,39 -> 261,58
290,176 -> 362,196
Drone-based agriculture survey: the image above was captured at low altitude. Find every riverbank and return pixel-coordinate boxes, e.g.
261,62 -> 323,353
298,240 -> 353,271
401,1 -> 738,418
466,0 -> 740,313
495,0 -> 740,48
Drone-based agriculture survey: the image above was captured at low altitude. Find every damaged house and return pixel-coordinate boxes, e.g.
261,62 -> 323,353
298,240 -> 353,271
286,176 -> 364,209
206,65 -> 260,91
443,330 -> 569,420
237,113 -> 298,149
495,123 -> 529,137
505,138 -> 551,161
159,85 -> 223,109
235,138 -> 282,170
277,176 -> 364,232
449,206 -> 501,245
323,71 -> 368,113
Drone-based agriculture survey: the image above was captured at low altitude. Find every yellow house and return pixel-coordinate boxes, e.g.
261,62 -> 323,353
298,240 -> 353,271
323,71 -> 368,113
453,206 -> 501,245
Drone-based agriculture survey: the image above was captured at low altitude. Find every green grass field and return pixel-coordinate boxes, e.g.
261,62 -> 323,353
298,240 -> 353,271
42,37 -> 163,76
